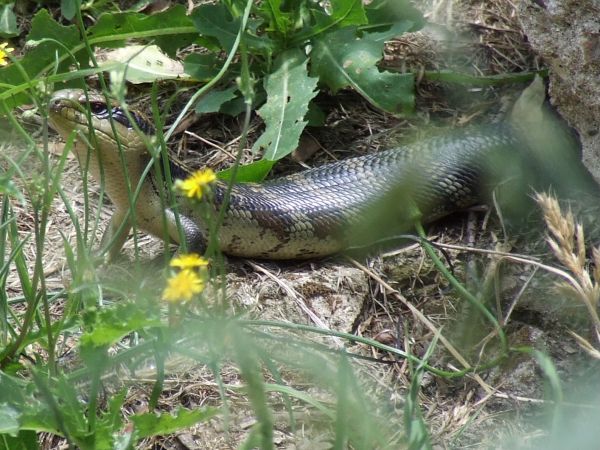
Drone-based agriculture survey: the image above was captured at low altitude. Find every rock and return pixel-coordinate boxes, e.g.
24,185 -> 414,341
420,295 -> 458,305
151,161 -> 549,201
518,0 -> 600,182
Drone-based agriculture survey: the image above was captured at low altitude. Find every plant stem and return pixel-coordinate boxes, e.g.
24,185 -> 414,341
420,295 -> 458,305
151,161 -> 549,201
414,221 -> 509,355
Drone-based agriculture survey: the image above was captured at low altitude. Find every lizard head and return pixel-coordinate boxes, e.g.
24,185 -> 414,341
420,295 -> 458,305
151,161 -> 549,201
48,88 -> 153,155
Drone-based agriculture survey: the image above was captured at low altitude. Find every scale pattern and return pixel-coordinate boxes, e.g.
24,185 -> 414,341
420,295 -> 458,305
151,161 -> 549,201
204,125 -> 522,258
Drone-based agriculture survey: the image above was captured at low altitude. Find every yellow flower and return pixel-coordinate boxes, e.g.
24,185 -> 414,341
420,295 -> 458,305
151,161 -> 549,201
175,168 -> 216,200
162,269 -> 204,304
170,253 -> 209,270
0,42 -> 14,66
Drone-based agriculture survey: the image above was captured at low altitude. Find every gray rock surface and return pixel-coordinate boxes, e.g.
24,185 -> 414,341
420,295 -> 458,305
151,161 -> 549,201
518,0 -> 600,181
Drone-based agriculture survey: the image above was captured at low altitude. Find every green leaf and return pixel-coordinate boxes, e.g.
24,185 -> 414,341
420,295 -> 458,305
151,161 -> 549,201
26,9 -> 80,48
218,159 -> 275,183
191,4 -> 238,51
219,88 -> 266,117
364,0 -> 424,30
252,49 -> 318,160
306,102 -> 325,127
0,176 -> 24,203
191,4 -> 274,54
0,373 -> 58,436
0,4 -> 18,38
330,0 -> 368,27
80,303 -> 161,350
94,390 -> 128,450
100,45 -> 189,85
219,95 -> 249,117
0,430 -> 39,450
260,0 -> 287,34
0,372 -> 28,407
0,9 -> 82,107
51,376 -> 89,433
112,431 -> 135,450
183,53 -> 221,81
195,86 -> 238,114
290,0 -> 367,44
311,27 -> 414,114
0,403 -> 20,436
532,349 -> 563,404
88,5 -> 196,56
61,0 -> 79,21
131,407 -> 218,438
366,20 -> 415,43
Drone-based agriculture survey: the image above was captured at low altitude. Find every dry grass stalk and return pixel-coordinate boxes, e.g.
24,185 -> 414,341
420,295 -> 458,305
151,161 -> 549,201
535,192 -> 600,354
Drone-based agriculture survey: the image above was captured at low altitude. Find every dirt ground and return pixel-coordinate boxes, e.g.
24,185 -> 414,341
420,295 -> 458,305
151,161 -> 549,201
6,0 -> 600,448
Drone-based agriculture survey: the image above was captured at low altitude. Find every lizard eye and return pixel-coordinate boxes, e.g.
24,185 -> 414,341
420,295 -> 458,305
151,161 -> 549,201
89,102 -> 108,116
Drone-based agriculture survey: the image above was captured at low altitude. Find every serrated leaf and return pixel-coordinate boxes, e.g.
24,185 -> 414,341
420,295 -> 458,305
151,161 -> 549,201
292,0 -> 366,44
94,390 -> 128,450
99,44 -> 188,84
0,403 -> 20,436
195,86 -> 238,114
260,0 -> 287,34
0,4 -> 18,37
311,27 -> 414,114
0,373 -> 58,436
191,4 -> 274,54
52,376 -> 89,429
131,407 -> 218,438
80,303 -> 161,349
88,5 -> 195,56
252,50 -> 318,160
183,53 -> 221,81
191,4 -> 237,51
26,9 -> 79,46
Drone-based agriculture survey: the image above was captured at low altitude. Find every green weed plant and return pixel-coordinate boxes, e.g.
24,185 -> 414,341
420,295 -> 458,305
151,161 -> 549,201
0,1 -> 580,449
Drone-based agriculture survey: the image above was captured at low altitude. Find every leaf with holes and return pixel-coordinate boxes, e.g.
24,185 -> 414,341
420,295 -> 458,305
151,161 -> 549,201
252,49 -> 318,161
100,45 -> 189,85
311,26 -> 414,114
